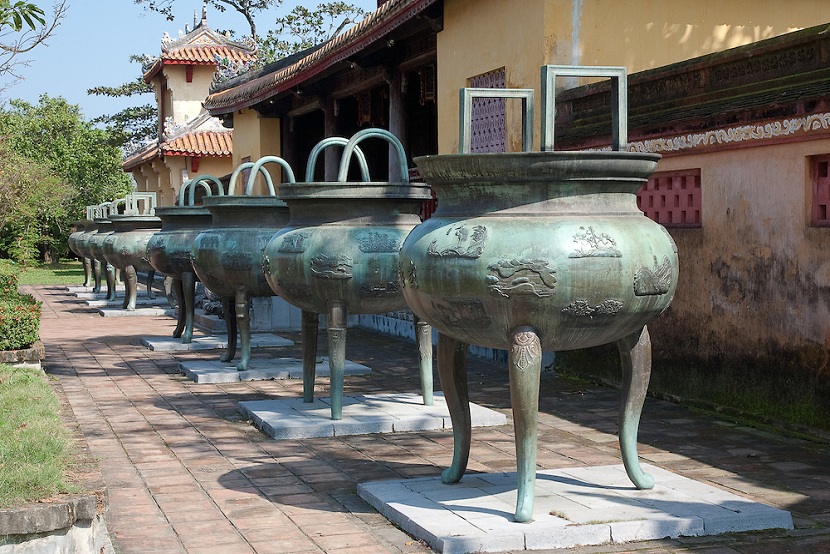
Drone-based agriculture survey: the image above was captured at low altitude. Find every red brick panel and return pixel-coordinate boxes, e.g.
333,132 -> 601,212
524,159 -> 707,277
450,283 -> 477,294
638,169 -> 702,228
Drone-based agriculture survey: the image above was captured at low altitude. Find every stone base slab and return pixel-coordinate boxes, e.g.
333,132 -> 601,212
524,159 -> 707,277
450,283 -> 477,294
180,356 -> 371,384
240,392 -> 507,440
357,464 -> 794,554
97,307 -> 177,317
141,333 -> 294,352
84,296 -> 169,308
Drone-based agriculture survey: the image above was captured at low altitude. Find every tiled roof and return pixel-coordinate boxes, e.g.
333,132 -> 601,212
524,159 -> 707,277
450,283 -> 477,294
161,45 -> 255,65
144,23 -> 256,81
122,141 -> 161,171
162,130 -> 232,156
204,0 -> 438,114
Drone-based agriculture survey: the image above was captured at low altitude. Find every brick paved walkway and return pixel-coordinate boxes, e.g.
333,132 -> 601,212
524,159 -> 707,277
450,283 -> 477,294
27,284 -> 830,553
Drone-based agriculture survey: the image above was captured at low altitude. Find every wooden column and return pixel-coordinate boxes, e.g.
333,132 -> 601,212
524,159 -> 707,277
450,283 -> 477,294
388,68 -> 407,182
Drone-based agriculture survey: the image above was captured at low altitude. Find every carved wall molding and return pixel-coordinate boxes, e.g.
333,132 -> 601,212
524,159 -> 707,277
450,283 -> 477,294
628,112 -> 830,154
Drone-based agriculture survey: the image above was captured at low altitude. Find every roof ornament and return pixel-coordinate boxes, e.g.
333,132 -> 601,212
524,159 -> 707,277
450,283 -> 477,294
202,1 -> 208,26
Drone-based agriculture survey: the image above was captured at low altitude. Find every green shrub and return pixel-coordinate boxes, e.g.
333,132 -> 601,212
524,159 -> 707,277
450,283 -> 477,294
0,295 -> 41,350
0,260 -> 19,298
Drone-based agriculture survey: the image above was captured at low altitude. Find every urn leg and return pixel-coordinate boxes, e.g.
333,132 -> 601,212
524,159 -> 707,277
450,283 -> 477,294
219,296 -> 237,363
327,303 -> 347,420
171,278 -> 186,338
181,272 -> 196,344
82,257 -> 93,287
92,259 -> 102,293
616,325 -> 655,490
508,326 -> 542,523
122,265 -> 137,310
415,317 -> 434,406
145,269 -> 157,299
235,287 -> 251,371
105,263 -> 117,301
301,310 -> 319,403
437,332 -> 470,484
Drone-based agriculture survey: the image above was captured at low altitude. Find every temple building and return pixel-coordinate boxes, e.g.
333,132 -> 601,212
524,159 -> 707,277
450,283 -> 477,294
122,8 -> 257,205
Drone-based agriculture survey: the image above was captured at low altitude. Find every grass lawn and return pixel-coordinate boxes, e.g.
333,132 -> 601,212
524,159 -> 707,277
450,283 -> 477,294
0,365 -> 78,508
16,259 -> 86,286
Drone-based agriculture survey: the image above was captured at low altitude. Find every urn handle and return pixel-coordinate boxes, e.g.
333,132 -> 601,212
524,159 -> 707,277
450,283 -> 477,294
123,192 -> 157,216
458,88 -> 535,154
305,137 -> 370,182
179,175 -> 224,206
227,156 -> 296,196
540,65 -> 627,151
336,128 -> 409,183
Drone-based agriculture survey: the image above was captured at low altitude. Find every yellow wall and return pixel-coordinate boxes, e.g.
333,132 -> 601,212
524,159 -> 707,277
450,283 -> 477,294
649,137 -> 830,368
231,109 -> 282,195
164,65 -> 216,125
438,0 -> 829,153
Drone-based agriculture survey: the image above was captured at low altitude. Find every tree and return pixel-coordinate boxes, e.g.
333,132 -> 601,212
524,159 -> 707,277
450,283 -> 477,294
135,0 -> 275,40
259,2 -> 364,61
0,95 -> 133,261
133,0 -> 365,64
0,1 -> 67,90
88,55 -> 157,152
0,140 -> 71,263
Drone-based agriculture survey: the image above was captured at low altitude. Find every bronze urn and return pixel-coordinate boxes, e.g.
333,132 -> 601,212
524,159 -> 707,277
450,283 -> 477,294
190,159 -> 292,369
147,177 -> 218,343
262,130 -> 435,421
398,73 -> 679,522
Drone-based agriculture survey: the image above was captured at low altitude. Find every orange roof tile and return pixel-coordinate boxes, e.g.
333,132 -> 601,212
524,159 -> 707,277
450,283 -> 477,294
161,130 -> 232,157
162,45 -> 257,65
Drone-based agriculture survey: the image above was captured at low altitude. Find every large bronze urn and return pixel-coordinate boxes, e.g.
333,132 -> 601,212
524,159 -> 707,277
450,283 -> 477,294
147,177 -> 219,342
68,213 -> 95,287
263,130 -> 435,421
398,75 -> 679,522
190,159 -> 292,370
86,201 -> 121,300
102,194 -> 161,310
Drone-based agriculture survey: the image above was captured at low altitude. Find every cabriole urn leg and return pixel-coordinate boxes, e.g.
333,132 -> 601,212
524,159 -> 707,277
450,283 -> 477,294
105,263 -> 117,301
82,257 -> 93,287
92,259 -> 103,293
327,303 -> 347,420
302,310 -> 320,403
145,269 -> 157,299
235,287 -> 251,371
181,272 -> 196,344
122,265 -> 137,310
171,278 -> 186,338
220,296 -> 237,363
437,332 -> 470,484
616,325 -> 655,490
415,317 -> 434,406
509,326 -> 542,523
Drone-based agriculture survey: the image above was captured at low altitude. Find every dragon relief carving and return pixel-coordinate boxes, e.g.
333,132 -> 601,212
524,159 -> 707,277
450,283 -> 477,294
485,259 -> 557,298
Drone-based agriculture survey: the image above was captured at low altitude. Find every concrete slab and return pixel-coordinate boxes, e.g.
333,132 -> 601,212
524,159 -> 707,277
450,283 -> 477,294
84,296 -> 170,308
358,464 -> 793,553
141,333 -> 294,353
179,356 -> 371,384
240,392 -> 507,440
97,307 -> 177,317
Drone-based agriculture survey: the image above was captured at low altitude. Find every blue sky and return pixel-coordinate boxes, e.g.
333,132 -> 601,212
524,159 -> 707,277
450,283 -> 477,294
3,0 -> 377,122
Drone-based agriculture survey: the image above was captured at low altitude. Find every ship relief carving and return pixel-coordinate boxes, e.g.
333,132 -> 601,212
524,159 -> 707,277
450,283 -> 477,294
569,226 -> 621,258
222,252 -> 253,271
634,255 -> 673,296
486,259 -> 557,298
431,298 -> 491,329
278,232 -> 309,253
428,224 -> 488,259
360,280 -> 400,297
310,254 -> 353,280
561,299 -> 624,326
358,231 -> 401,253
